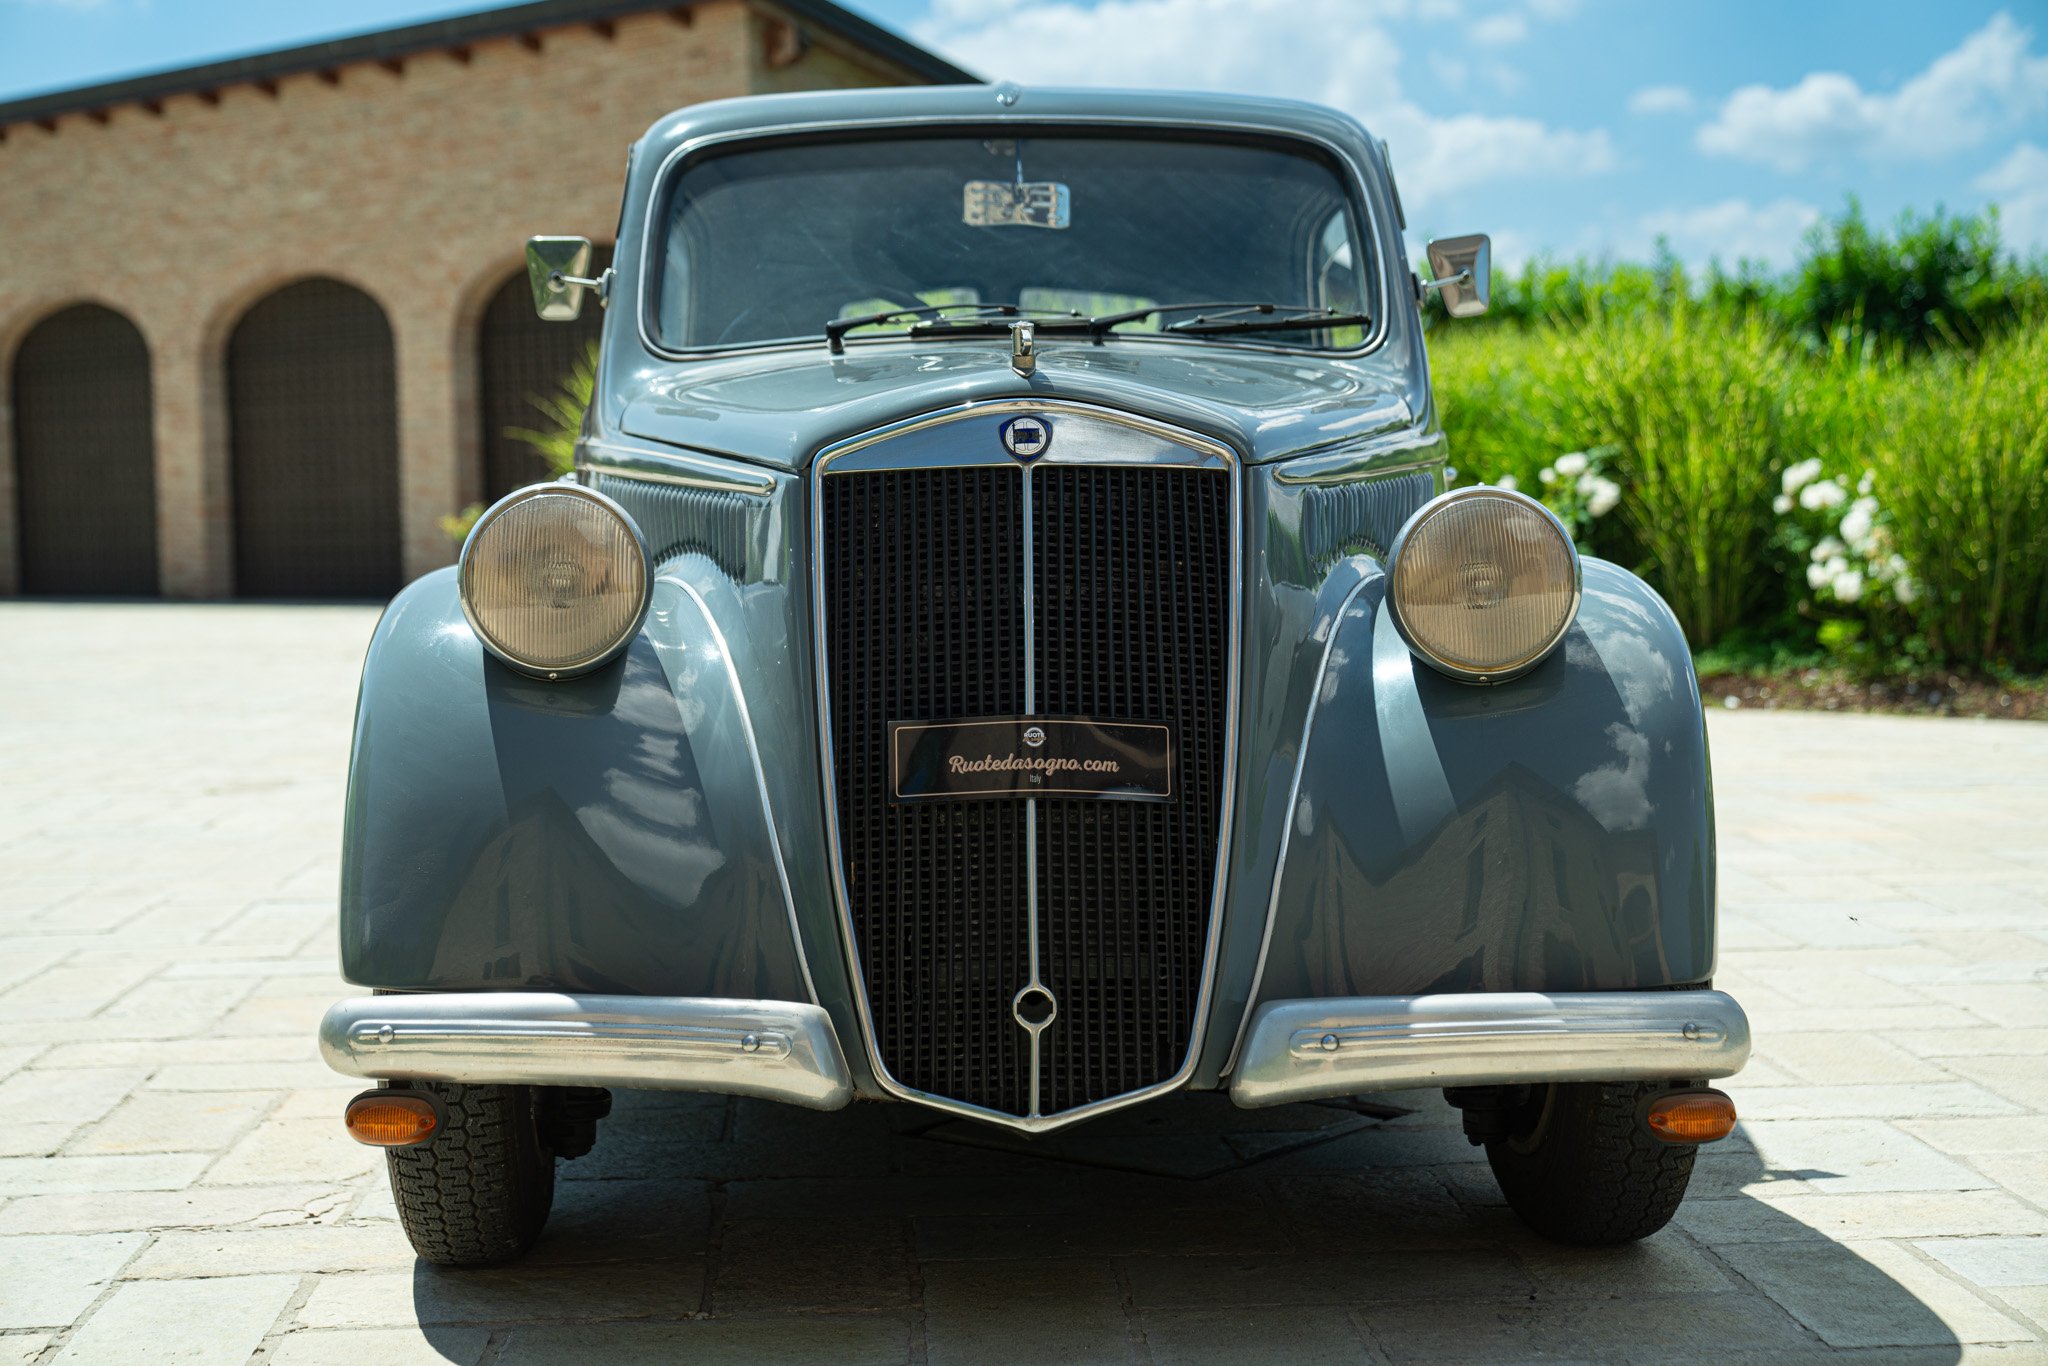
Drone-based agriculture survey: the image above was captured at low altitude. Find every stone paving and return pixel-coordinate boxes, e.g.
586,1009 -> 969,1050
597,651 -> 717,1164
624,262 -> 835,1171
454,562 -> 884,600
1,600 -> 2045,1364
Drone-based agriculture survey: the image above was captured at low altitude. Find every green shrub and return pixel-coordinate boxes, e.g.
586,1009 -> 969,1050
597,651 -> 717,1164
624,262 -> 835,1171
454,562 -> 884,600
1558,306 -> 1788,646
1869,324 -> 2048,668
1788,202 -> 2036,353
506,339 -> 601,478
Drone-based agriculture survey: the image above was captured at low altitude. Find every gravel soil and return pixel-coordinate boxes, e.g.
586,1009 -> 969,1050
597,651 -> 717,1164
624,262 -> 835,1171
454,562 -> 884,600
1699,668 -> 2048,719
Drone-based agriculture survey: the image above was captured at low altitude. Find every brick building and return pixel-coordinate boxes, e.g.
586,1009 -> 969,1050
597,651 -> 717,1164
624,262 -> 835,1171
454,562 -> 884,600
0,0 -> 971,597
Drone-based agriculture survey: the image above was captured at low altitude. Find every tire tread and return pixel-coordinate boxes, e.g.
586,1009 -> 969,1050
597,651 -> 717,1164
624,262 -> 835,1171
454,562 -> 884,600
386,1082 -> 554,1267
1485,1081 -> 1696,1245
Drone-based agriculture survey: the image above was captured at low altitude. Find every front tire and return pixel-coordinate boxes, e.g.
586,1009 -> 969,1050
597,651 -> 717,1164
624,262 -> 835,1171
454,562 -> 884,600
1484,1081 -> 1696,1245
386,1081 -> 555,1267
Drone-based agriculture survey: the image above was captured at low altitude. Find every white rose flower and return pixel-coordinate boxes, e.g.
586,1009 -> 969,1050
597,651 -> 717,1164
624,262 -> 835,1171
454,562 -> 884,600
1781,458 -> 1823,494
1539,466 -> 1557,485
1839,499 -> 1877,550
1812,536 -> 1844,561
1806,562 -> 1830,590
1799,479 -> 1846,511
1773,494 -> 1794,515
1587,478 -> 1622,517
1894,576 -> 1918,604
1823,555 -> 1849,578
1831,569 -> 1864,602
1554,451 -> 1589,478
1494,474 -> 1519,491
1858,471 -> 1875,495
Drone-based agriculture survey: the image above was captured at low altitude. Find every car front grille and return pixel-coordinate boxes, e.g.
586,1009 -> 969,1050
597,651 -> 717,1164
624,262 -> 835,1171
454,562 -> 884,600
821,453 -> 1231,1120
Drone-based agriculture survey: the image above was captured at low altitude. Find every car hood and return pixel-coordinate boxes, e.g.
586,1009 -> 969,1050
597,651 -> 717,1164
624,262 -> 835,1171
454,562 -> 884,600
613,339 -> 1423,471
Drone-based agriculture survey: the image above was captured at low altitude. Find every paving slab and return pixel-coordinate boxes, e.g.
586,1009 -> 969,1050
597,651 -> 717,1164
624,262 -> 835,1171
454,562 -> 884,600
0,1232 -> 146,1330
50,1274 -> 298,1365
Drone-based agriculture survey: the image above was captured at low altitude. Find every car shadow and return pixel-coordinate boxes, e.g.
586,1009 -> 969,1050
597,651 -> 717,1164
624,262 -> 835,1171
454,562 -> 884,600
406,1087 -> 1965,1362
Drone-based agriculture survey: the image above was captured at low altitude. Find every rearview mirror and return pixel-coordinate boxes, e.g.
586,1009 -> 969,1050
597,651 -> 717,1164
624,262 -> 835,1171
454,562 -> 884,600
526,236 -> 598,321
1423,234 -> 1491,318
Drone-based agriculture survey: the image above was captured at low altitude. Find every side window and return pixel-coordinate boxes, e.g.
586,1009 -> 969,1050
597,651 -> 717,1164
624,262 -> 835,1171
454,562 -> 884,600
1312,211 -> 1368,347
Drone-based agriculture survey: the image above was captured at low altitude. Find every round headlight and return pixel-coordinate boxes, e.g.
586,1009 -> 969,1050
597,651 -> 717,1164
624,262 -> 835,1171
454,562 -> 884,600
1387,485 -> 1580,683
458,484 -> 650,679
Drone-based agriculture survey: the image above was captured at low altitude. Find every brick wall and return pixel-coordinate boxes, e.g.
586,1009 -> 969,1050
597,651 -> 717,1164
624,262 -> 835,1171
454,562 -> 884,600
0,2 -> 908,596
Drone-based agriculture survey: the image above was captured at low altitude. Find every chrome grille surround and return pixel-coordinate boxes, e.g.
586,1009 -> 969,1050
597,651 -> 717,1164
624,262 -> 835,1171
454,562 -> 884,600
811,399 -> 1242,1134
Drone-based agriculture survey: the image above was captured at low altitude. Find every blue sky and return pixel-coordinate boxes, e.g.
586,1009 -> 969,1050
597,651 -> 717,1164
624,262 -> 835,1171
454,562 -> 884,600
4,0 -> 2044,268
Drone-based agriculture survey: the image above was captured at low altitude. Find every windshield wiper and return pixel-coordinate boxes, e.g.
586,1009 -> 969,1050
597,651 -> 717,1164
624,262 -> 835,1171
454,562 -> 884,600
825,303 -> 1080,353
1087,301 -> 1371,339
827,299 -> 1371,352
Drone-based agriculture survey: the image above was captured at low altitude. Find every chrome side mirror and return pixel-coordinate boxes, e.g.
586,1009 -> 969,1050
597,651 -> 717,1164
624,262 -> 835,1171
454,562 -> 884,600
526,236 -> 605,321
1423,234 -> 1491,318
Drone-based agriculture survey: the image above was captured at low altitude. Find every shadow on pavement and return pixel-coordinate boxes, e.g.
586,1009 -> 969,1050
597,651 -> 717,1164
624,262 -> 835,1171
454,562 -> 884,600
408,1087 -> 1962,1363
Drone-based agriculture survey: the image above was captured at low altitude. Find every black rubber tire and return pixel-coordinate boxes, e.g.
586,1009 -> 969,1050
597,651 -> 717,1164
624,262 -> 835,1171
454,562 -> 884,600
1484,1081 -> 1697,1245
385,1081 -> 555,1267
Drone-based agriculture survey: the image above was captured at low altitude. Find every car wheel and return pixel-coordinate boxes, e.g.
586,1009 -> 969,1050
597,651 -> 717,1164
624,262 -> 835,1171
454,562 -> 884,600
1483,1080 -> 1696,1245
385,1081 -> 555,1267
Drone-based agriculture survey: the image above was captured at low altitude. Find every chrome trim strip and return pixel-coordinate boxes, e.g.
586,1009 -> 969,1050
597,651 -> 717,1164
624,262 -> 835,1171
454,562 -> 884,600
636,114 -> 1394,366
1021,461 -> 1044,1119
1218,566 -> 1378,1077
663,575 -> 822,1006
1230,990 -> 1751,1108
811,398 -> 1243,1134
318,993 -> 853,1110
581,437 -> 778,497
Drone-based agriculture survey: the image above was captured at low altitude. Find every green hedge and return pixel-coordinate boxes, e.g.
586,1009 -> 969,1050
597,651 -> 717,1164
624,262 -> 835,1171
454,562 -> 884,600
1429,220 -> 2048,670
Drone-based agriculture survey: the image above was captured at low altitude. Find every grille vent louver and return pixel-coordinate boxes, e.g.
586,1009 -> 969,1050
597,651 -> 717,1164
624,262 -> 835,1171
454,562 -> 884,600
822,453 -> 1230,1119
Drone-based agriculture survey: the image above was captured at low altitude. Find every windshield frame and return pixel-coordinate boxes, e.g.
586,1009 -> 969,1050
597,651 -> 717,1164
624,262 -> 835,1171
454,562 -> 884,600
633,115 -> 1392,363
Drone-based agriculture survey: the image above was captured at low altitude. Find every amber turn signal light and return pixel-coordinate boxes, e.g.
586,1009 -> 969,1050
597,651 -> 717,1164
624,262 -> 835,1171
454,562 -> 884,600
1645,1089 -> 1737,1144
344,1090 -> 440,1148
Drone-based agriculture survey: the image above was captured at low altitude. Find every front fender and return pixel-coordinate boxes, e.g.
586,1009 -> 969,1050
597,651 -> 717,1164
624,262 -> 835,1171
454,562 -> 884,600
339,566 -> 813,1001
1239,557 -> 1715,1025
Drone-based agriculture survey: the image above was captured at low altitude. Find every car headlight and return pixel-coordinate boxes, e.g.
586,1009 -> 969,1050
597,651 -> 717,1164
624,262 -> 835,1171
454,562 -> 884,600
458,484 -> 650,679
1387,486 -> 1580,683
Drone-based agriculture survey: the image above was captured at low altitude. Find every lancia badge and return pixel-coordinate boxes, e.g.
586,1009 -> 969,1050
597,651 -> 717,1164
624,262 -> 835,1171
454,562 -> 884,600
1000,416 -> 1051,462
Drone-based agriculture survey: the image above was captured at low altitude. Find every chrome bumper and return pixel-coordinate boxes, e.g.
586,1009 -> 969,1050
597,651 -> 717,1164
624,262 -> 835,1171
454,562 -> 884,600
1229,990 -> 1750,1108
318,993 -> 853,1110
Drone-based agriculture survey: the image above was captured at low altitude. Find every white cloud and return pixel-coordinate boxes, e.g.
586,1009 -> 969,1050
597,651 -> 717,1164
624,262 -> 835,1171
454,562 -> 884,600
1627,84 -> 1694,116
1472,12 -> 1528,46
1698,12 -> 2048,171
1634,197 -> 1822,269
913,0 -> 1613,212
1975,142 -> 2048,253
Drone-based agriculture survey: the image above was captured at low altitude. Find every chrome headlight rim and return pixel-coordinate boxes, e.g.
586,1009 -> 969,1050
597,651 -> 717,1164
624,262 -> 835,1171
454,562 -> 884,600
1387,484 -> 1583,685
458,481 -> 652,681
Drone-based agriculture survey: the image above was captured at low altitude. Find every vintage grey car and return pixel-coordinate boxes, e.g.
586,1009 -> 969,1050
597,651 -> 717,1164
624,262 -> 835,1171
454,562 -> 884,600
319,83 -> 1751,1266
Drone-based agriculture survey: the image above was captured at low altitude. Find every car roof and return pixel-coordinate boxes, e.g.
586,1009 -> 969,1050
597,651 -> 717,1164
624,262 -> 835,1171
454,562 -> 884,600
635,84 -> 1382,165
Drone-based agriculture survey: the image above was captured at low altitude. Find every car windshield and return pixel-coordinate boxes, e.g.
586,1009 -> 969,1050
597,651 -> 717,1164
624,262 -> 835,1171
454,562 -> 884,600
651,131 -> 1375,351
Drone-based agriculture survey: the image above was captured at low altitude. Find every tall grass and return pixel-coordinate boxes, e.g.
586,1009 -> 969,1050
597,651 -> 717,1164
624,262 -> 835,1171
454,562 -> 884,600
1432,308 -> 2048,669
1869,325 -> 2048,667
1556,307 -> 1785,646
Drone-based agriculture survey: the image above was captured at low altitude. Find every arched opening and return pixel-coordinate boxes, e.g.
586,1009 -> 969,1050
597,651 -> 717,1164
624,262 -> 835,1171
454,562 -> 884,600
476,246 -> 611,502
228,278 -> 400,597
11,304 -> 159,594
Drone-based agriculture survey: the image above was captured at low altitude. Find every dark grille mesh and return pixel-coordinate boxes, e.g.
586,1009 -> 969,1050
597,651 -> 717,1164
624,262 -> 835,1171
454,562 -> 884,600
1034,466 -> 1230,1110
822,457 -> 1230,1118
824,467 -> 1031,1114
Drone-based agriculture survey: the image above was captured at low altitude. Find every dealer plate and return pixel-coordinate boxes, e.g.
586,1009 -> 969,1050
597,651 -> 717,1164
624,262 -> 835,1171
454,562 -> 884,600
888,717 -> 1173,802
